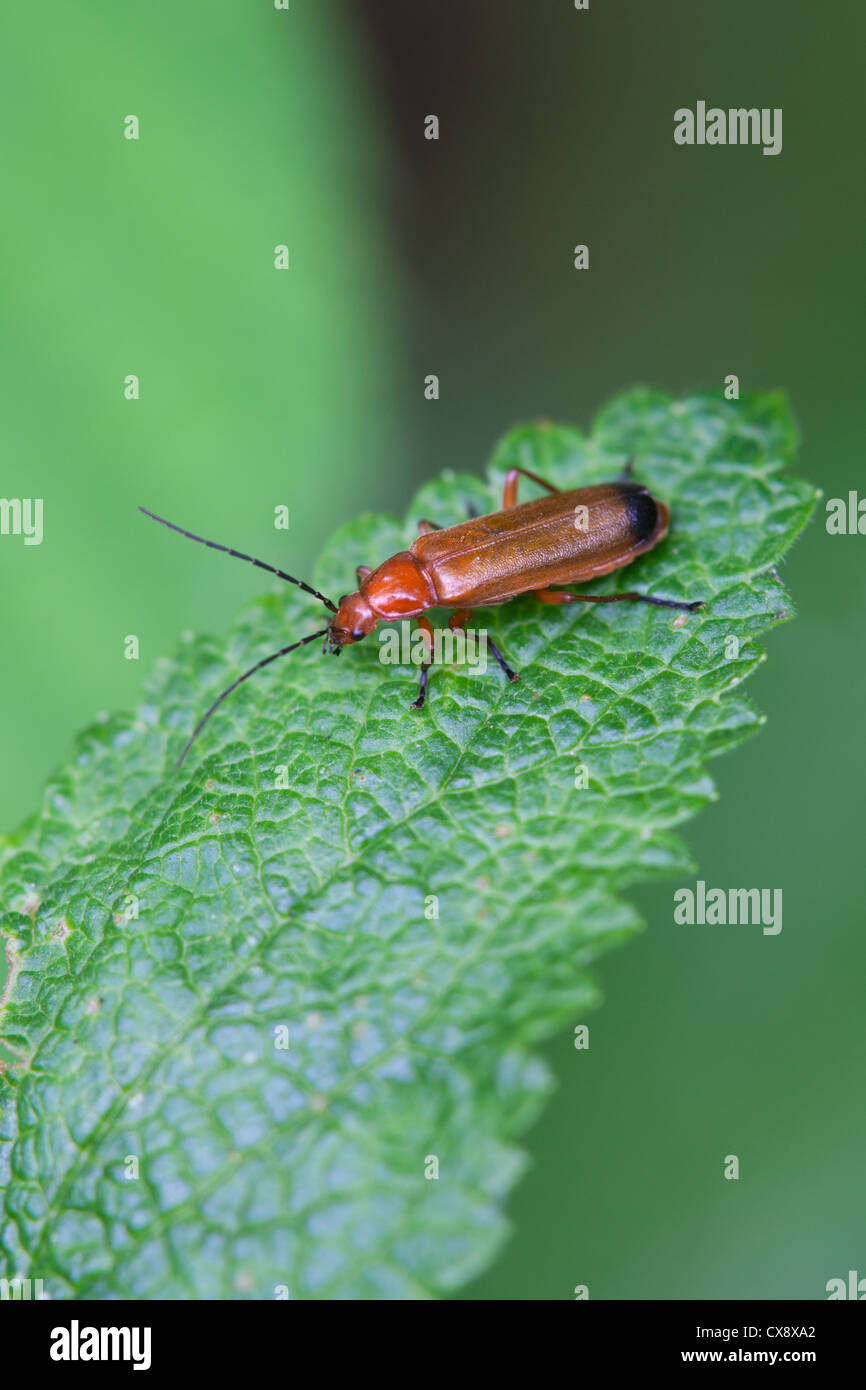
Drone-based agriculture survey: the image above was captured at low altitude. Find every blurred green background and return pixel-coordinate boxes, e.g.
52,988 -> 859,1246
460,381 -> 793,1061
1,0 -> 863,1298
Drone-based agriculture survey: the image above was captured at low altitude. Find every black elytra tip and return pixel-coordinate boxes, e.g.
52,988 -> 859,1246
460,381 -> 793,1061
620,484 -> 659,545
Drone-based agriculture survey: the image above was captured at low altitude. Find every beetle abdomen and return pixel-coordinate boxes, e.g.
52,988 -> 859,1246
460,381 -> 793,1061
413,482 -> 669,607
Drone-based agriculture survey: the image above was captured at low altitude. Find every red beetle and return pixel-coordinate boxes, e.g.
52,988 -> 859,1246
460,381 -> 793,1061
141,461 -> 702,765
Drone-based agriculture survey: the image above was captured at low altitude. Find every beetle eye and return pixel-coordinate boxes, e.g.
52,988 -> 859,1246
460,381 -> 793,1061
351,629 -> 365,642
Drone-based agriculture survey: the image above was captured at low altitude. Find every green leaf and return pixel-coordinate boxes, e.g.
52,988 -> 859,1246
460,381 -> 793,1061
0,390 -> 815,1298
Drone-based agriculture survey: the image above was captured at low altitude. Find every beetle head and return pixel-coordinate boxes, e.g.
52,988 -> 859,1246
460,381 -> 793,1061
325,590 -> 378,652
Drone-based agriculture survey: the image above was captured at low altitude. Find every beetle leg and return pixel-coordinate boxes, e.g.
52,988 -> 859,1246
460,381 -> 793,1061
448,608 -> 473,630
449,609 -> 520,684
410,615 -> 436,709
501,466 -> 561,509
487,636 -> 520,682
356,564 -> 373,584
618,455 -> 635,481
533,587 -> 703,613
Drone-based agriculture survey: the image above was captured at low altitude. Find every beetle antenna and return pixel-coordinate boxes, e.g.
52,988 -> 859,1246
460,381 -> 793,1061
176,627 -> 330,767
139,507 -> 337,612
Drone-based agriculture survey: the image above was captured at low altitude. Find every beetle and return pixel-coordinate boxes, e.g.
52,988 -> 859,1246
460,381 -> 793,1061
140,460 -> 703,766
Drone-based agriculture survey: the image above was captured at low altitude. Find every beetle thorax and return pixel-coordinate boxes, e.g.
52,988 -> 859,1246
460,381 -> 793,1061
361,551 -> 434,620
